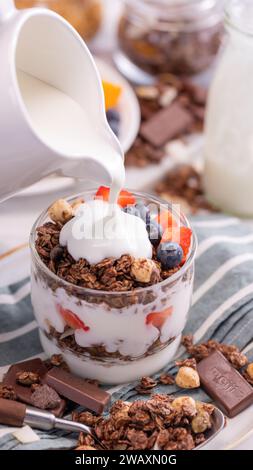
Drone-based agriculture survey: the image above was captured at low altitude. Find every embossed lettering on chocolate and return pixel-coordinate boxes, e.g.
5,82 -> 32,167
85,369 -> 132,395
197,350 -> 253,418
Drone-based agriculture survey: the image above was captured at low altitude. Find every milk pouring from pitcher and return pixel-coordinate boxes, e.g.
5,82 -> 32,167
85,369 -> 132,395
0,0 -> 124,202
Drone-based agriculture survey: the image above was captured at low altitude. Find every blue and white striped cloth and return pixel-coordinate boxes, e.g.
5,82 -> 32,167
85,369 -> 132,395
1,214 -> 253,449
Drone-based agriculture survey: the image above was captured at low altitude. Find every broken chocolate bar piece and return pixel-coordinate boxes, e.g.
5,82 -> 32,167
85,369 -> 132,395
3,358 -> 66,417
197,351 -> 253,418
44,367 -> 110,414
31,384 -> 61,410
140,102 -> 194,148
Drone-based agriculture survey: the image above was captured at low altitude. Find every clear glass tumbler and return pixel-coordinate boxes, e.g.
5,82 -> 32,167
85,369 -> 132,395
30,190 -> 197,383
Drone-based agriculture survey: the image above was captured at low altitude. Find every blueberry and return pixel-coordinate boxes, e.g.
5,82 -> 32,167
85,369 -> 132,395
146,221 -> 163,247
157,242 -> 183,269
124,205 -> 141,217
106,109 -> 120,123
135,202 -> 151,225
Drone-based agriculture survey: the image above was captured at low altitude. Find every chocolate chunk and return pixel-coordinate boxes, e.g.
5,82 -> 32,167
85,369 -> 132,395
31,384 -> 61,410
44,367 -> 110,414
197,351 -> 253,418
3,358 -> 66,417
140,102 -> 193,148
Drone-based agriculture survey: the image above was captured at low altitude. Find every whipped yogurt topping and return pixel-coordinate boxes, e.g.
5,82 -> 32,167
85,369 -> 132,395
60,199 -> 153,264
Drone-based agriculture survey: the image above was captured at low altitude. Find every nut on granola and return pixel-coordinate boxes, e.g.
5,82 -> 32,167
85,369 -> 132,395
131,258 -> 160,284
191,410 -> 212,434
48,199 -> 73,223
175,366 -> 200,389
171,396 -> 197,417
71,198 -> 85,213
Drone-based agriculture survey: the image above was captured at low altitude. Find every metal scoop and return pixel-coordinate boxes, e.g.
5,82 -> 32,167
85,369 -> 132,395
0,398 -> 104,448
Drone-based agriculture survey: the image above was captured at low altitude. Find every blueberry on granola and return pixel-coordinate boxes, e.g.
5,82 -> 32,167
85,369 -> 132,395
157,242 -> 183,269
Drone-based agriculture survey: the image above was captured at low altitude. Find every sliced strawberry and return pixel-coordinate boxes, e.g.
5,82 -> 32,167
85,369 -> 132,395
180,227 -> 192,259
57,305 -> 90,332
95,186 -> 136,208
156,211 -> 177,231
146,307 -> 173,329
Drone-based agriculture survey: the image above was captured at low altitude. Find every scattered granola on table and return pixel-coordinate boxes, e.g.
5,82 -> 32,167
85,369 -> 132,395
74,394 -> 215,450
0,384 -> 17,400
181,336 -> 248,370
135,376 -> 158,395
155,164 -> 217,215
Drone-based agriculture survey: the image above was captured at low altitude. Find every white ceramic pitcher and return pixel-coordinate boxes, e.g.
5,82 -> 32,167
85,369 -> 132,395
0,0 -> 124,202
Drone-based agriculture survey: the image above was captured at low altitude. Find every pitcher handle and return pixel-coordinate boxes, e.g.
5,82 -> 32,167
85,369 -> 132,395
0,0 -> 15,21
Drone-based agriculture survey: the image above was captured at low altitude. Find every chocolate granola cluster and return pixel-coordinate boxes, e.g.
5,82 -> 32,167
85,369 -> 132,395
35,222 -> 179,293
74,394 -> 215,450
182,336 -> 248,370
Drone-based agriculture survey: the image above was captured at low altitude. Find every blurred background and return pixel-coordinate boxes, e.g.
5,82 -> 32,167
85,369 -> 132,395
3,0 -> 251,245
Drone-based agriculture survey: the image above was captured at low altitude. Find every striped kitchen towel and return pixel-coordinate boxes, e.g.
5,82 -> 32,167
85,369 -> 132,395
0,213 -> 253,449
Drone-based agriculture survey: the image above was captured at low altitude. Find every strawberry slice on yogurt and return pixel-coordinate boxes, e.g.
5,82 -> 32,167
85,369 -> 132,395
146,307 -> 173,329
57,305 -> 90,332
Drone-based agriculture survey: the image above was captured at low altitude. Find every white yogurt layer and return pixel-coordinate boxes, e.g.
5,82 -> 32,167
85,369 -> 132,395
31,268 -> 193,360
60,200 -> 153,264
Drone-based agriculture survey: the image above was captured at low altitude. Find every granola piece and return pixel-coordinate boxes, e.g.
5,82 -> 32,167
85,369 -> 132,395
115,254 -> 133,274
16,371 -> 40,386
0,384 -> 16,400
196,401 -> 215,416
163,428 -> 195,451
135,376 -> 157,394
246,363 -> 253,379
184,338 -> 248,370
126,429 -> 149,450
159,373 -> 175,385
49,354 -> 64,367
131,258 -> 160,284
72,411 -> 101,427
48,199 -> 73,224
171,396 -> 197,417
194,433 -> 206,446
176,358 -> 197,370
175,366 -> 200,389
78,433 -> 96,448
181,334 -> 194,349
191,410 -> 212,434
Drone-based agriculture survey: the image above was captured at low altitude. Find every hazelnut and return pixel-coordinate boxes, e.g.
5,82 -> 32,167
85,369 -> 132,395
71,198 -> 85,213
48,199 -> 73,223
172,396 -> 197,417
131,258 -> 160,284
246,363 -> 253,379
175,366 -> 200,389
191,410 -> 212,434
75,445 -> 96,451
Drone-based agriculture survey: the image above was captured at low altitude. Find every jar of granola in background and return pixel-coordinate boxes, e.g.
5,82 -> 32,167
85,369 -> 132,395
15,0 -> 103,41
116,0 -> 224,80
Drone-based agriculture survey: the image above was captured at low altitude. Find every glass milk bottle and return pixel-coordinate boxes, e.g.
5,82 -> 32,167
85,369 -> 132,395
204,0 -> 253,217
